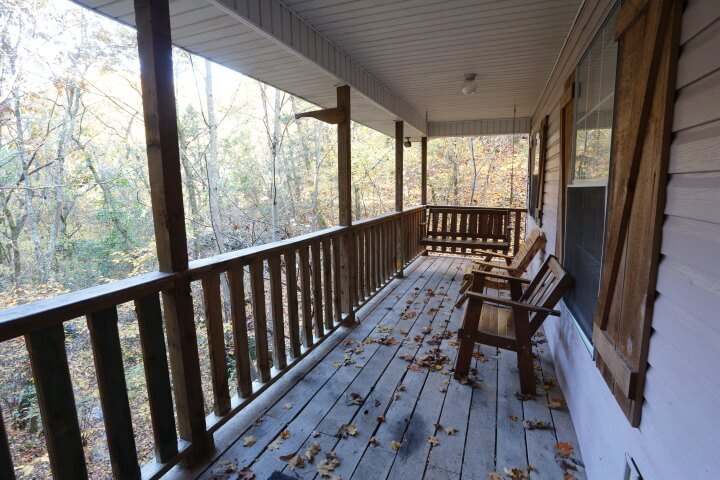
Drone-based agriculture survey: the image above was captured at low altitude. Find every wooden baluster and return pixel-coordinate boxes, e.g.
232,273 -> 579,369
201,275 -> 231,416
332,236 -> 343,324
356,231 -> 364,302
513,210 -> 522,255
249,259 -> 271,382
135,294 -> 177,463
349,233 -> 359,308
310,242 -> 324,338
387,223 -> 392,278
364,228 -> 371,297
25,325 -> 88,479
88,307 -> 141,479
298,246 -> 314,347
372,225 -> 382,291
321,239 -> 334,330
0,409 -> 13,480
226,265 -> 252,397
285,250 -> 302,358
268,255 -> 287,371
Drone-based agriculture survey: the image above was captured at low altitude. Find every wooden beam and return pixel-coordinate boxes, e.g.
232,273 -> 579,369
421,136 -> 428,205
295,107 -> 345,125
134,0 -> 212,464
337,86 -> 351,226
395,121 -> 404,277
336,86 -> 355,321
395,121 -> 404,212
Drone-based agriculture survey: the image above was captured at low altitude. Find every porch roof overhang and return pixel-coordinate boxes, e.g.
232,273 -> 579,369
74,0 -> 581,139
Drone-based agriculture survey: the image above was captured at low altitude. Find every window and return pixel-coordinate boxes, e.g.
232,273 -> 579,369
564,4 -> 619,341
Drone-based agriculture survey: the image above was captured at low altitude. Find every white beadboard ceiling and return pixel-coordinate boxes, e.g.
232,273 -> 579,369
73,0 -> 582,138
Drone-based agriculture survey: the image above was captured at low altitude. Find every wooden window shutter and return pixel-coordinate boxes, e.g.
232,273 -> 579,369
556,74 -> 575,262
592,0 -> 682,427
529,116 -> 549,225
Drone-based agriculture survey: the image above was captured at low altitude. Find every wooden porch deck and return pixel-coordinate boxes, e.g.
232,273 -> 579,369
194,255 -> 585,480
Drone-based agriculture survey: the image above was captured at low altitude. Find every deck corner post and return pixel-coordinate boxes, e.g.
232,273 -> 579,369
134,0 -> 213,464
395,121 -> 404,277
421,136 -> 428,206
337,85 -> 356,322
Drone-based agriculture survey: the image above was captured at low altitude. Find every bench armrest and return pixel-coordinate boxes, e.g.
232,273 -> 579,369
472,260 -> 515,271
466,292 -> 560,317
471,270 -> 529,284
474,249 -> 514,260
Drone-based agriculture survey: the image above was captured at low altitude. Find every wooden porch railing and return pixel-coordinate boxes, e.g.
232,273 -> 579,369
0,207 -> 426,480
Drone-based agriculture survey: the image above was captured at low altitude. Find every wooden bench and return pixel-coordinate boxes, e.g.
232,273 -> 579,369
457,229 -> 546,301
454,255 -> 573,394
419,206 -> 511,255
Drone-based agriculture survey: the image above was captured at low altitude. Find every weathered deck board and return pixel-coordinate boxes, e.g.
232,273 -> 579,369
197,255 -> 585,480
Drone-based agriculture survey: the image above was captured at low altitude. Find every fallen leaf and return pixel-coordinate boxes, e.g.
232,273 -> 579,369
304,442 -> 321,462
547,397 -> 567,409
397,384 -> 407,392
279,430 -> 291,439
503,466 -> 529,479
317,452 -> 342,478
369,436 -> 380,447
555,442 -> 574,458
284,403 -> 293,410
337,423 -> 359,438
311,430 -> 321,437
487,472 -> 504,480
280,454 -> 305,470
267,438 -> 283,450
508,415 -> 518,422
377,415 -> 385,423
242,435 -> 256,447
239,467 -> 256,479
444,426 -> 459,436
391,440 -> 402,451
254,417 -> 264,425
523,420 -> 552,431
347,392 -> 364,405
427,436 -> 440,446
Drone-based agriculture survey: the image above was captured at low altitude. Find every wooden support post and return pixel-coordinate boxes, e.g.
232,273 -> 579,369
421,136 -> 428,205
395,121 -> 404,277
134,0 -> 211,464
337,86 -> 355,322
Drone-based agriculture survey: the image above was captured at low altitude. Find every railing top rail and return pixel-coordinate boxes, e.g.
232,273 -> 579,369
0,271 -> 176,342
426,204 -> 526,213
0,208 -> 426,342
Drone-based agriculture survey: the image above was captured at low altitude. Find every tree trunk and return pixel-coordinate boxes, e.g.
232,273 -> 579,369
205,59 -> 224,253
468,137 -> 477,205
13,82 -> 45,282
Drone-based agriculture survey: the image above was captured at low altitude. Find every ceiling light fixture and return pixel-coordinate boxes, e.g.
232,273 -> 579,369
461,73 -> 477,95
404,137 -> 412,148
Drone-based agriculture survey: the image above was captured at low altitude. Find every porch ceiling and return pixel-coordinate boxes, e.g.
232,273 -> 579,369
74,0 -> 581,139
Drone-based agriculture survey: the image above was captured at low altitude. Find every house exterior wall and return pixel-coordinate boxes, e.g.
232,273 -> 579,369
528,0 -> 720,478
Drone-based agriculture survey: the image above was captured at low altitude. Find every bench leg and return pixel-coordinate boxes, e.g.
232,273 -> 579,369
516,342 -> 536,395
454,300 -> 482,379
